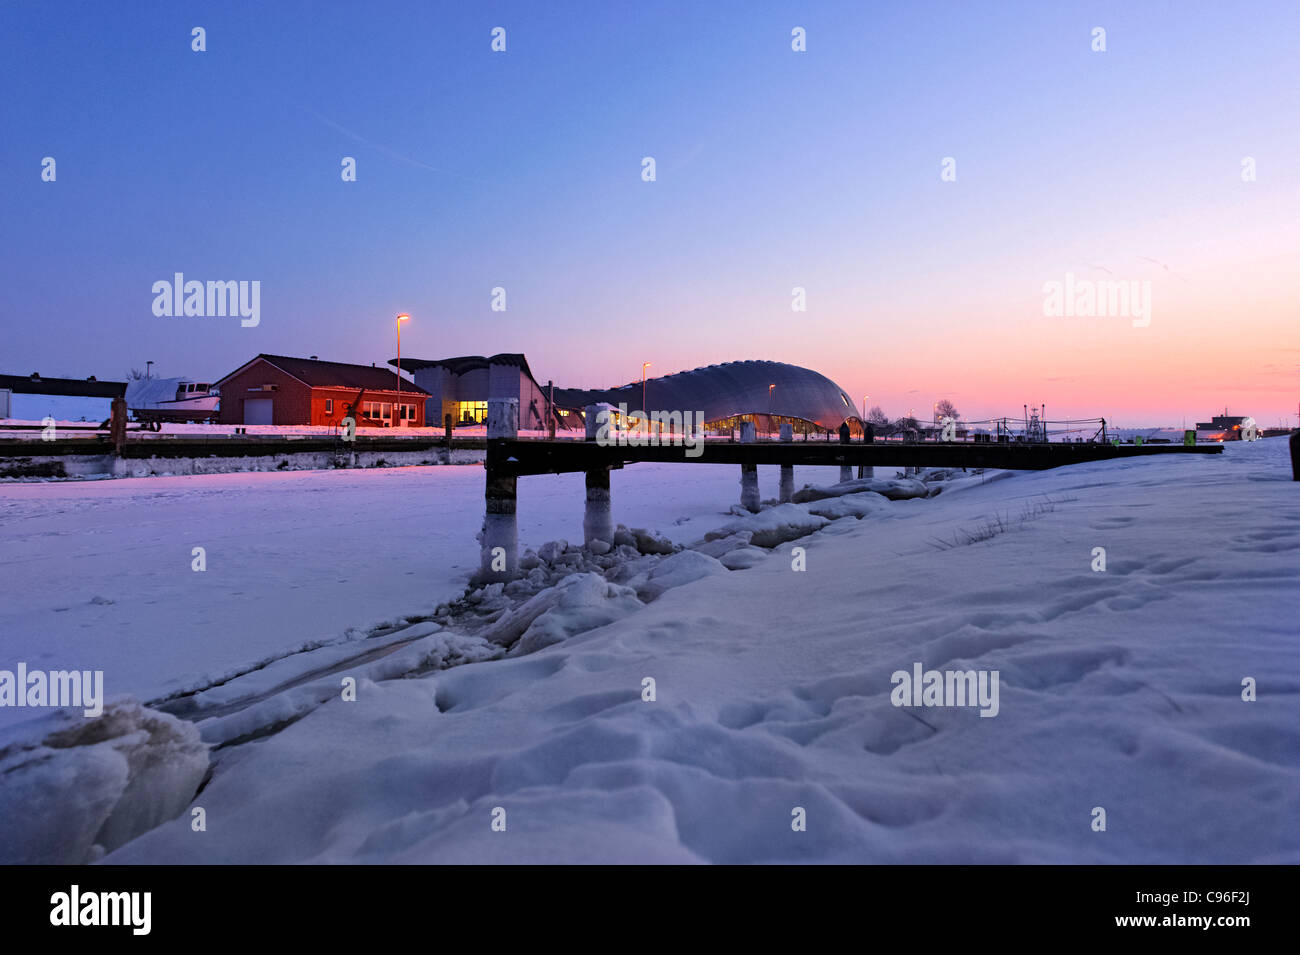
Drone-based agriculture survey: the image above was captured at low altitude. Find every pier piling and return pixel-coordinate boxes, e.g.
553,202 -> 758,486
779,422 -> 794,503
739,421 -> 760,511
479,398 -> 520,583
584,467 -> 614,546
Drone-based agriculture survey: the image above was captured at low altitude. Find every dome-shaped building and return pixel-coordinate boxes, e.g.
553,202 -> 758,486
554,359 -> 859,434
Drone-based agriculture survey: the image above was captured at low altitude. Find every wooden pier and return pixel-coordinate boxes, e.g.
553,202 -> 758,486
486,434 -> 1222,478
474,398 -> 1223,583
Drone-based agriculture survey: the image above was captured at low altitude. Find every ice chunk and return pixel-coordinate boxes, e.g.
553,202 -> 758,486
791,477 -> 927,503
632,527 -> 676,555
634,550 -> 727,601
705,503 -> 830,548
513,574 -> 645,655
719,546 -> 769,570
689,530 -> 754,558
0,699 -> 208,864
537,540 -> 568,564
804,490 -> 892,520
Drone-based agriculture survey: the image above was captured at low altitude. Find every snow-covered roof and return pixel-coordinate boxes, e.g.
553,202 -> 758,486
124,378 -> 188,407
217,355 -> 429,395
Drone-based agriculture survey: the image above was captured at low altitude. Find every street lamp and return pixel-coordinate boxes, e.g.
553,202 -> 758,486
396,313 -> 411,426
145,361 -> 154,380
642,361 -> 651,418
862,395 -> 868,419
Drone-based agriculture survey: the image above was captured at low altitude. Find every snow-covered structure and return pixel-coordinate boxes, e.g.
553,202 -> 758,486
0,372 -> 126,422
125,377 -> 219,422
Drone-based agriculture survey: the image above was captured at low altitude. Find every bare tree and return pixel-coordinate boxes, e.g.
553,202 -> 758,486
127,368 -> 147,380
935,398 -> 960,421
866,405 -> 890,426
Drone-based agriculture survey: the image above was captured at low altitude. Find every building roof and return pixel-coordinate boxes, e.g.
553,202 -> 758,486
216,354 -> 428,395
0,373 -> 127,399
391,353 -> 533,375
391,353 -> 549,393
553,359 -> 858,430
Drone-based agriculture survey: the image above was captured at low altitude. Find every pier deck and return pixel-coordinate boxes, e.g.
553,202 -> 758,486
487,437 -> 1222,478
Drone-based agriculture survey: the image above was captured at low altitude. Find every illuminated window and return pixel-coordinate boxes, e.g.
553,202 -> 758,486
458,401 -> 488,424
325,398 -> 334,414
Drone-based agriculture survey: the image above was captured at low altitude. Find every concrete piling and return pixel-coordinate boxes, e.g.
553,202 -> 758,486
740,464 -> 760,512
779,422 -> 794,503
479,398 -> 520,582
740,420 -> 760,511
584,468 -> 614,546
479,472 -> 518,583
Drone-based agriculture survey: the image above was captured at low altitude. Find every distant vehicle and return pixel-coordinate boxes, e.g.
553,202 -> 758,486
125,378 -> 219,427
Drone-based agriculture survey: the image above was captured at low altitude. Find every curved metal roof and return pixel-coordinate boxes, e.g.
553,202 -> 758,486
553,360 -> 856,430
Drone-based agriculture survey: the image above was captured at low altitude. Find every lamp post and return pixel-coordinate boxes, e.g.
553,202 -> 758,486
862,395 -> 868,419
396,313 -> 411,426
145,361 -> 153,380
642,361 -> 651,424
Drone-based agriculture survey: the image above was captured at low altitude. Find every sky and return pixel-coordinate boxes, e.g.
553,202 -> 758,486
1,0 -> 1297,428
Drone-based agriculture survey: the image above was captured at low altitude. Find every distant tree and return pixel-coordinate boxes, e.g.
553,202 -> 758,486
894,415 -> 920,431
935,398 -> 960,421
127,368 -> 147,380
866,405 -> 890,427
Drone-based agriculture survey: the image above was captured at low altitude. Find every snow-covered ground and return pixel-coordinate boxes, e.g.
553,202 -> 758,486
2,439 -> 1297,863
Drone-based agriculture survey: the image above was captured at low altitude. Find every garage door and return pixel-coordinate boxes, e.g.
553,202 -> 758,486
243,398 -> 273,425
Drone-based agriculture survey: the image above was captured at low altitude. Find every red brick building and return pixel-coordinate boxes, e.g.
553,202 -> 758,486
214,354 -> 429,427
